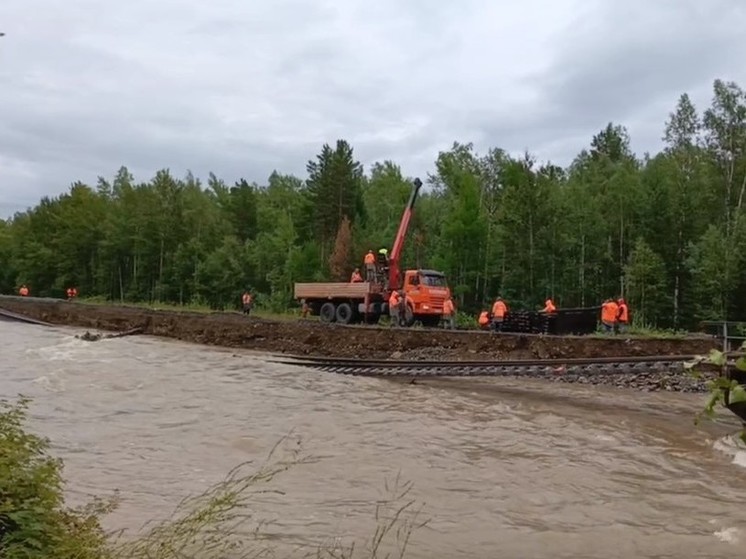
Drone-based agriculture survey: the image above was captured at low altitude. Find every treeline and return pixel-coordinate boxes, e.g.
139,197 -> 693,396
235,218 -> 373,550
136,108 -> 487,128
2,78 -> 746,329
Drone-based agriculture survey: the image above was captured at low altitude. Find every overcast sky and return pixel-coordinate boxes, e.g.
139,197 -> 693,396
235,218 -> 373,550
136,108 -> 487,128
1,0 -> 745,217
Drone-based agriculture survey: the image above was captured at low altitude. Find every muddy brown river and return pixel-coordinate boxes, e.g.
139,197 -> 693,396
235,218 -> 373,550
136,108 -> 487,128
2,321 -> 746,557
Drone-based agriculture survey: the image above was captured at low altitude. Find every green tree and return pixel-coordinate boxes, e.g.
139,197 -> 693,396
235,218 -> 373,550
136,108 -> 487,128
5,77 -> 746,325
431,143 -> 487,306
305,140 -> 364,266
624,238 -> 667,326
686,225 -> 737,320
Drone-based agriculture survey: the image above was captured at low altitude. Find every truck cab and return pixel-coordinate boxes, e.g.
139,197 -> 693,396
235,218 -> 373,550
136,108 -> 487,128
400,269 -> 451,327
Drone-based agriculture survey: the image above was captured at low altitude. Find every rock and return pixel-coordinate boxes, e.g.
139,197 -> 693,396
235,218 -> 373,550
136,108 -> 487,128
78,331 -> 102,342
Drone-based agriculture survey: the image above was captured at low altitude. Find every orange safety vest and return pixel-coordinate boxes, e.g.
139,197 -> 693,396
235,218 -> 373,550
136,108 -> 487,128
492,300 -> 507,318
478,311 -> 489,326
242,293 -> 252,305
618,302 -> 629,323
543,299 -> 556,313
19,286 -> 28,296
443,299 -> 454,316
601,301 -> 618,323
364,252 -> 376,265
389,291 -> 400,308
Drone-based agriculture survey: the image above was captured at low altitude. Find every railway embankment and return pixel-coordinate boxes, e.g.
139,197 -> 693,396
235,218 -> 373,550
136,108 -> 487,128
0,295 -> 718,362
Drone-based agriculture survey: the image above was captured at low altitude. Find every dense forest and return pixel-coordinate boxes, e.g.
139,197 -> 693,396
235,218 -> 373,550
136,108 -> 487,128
1,78 -> 746,329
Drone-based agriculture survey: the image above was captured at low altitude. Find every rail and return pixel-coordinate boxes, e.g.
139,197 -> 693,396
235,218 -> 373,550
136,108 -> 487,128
0,307 -> 53,326
268,353 -> 729,379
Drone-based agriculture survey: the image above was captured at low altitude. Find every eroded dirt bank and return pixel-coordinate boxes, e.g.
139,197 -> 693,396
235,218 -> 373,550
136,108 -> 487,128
0,296 -> 718,360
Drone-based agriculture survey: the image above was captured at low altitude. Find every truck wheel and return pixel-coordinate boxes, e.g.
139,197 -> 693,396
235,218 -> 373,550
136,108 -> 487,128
420,316 -> 441,328
403,305 -> 416,327
335,303 -> 354,324
364,313 -> 380,325
320,302 -> 336,323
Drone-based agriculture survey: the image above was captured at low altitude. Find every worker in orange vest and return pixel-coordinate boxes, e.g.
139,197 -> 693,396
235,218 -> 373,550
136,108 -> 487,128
241,291 -> 253,316
350,268 -> 363,283
478,310 -> 490,330
364,250 -> 376,281
388,290 -> 401,327
601,298 -> 618,333
443,296 -> 455,329
398,290 -> 408,325
491,297 -> 508,332
542,298 -> 556,313
18,284 -> 29,297
617,298 -> 629,333
66,287 -> 78,300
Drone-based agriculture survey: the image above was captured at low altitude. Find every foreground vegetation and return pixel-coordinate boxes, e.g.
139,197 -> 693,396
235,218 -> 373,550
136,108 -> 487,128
0,397 -> 425,559
2,79 -> 746,330
691,343 -> 746,443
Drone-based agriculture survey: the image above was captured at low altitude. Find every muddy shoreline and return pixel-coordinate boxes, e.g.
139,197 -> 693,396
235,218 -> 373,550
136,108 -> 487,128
0,295 -> 718,361
0,296 -> 723,394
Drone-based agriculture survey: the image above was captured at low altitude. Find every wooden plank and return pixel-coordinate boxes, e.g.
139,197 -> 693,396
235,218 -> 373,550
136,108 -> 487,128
294,282 -> 373,299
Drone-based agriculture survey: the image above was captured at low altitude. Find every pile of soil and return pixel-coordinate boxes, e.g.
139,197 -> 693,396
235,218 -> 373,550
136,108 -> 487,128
0,296 -> 718,361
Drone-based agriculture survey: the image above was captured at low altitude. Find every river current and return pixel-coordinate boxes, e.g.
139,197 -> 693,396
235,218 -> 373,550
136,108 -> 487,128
2,321 -> 746,558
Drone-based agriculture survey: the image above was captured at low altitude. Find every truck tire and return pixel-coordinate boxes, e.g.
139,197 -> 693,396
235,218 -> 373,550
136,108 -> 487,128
320,302 -> 336,323
420,315 -> 441,328
335,302 -> 354,324
403,305 -> 416,327
364,313 -> 380,325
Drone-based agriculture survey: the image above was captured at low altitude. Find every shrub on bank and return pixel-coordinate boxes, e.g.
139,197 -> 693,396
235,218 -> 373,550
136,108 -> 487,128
0,397 -> 112,559
0,397 -> 424,559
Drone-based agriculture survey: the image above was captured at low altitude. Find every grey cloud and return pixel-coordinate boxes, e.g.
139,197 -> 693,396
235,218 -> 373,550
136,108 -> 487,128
514,0 -> 746,160
2,0 -> 746,218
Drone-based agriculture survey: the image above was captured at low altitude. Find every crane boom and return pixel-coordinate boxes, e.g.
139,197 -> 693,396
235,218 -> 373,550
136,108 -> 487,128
388,177 -> 422,290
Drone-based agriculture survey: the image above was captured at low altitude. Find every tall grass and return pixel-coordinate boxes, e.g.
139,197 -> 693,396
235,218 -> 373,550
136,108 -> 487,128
1,397 -> 425,559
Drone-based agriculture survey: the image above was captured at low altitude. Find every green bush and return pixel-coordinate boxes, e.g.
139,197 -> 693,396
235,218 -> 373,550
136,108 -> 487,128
688,347 -> 746,442
0,397 -> 113,559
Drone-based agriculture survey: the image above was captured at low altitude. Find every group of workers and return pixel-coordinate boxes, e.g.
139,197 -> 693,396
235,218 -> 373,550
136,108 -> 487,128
601,297 -> 629,333
477,297 -> 557,331
475,296 -> 630,333
387,288 -> 457,328
351,249 -> 389,284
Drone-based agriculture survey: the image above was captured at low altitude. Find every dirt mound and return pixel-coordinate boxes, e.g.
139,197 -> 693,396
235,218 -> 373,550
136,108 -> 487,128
0,296 -> 718,361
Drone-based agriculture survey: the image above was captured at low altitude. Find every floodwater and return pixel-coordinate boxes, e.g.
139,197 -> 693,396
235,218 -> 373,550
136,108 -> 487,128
2,321 -> 746,558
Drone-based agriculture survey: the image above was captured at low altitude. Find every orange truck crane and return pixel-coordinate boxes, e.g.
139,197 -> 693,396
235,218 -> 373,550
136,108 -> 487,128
294,177 -> 452,327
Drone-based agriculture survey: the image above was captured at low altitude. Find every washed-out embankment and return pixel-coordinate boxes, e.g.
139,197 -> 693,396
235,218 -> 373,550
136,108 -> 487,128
0,295 -> 721,393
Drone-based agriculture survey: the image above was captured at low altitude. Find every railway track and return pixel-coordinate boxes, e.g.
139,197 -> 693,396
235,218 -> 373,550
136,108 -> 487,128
270,353 -> 710,378
0,307 -> 53,326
